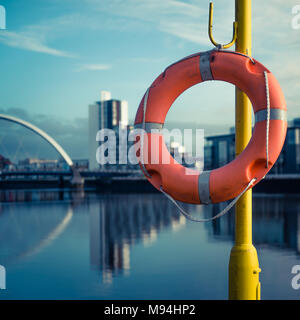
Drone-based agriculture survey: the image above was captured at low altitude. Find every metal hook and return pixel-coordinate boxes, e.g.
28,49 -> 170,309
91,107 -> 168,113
208,2 -> 237,49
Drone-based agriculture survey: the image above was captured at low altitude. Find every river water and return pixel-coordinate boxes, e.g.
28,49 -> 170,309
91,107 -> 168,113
0,189 -> 300,300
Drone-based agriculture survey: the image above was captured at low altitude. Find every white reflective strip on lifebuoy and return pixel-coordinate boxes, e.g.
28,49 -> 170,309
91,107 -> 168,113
255,109 -> 287,123
134,122 -> 164,133
200,51 -> 214,81
198,170 -> 211,204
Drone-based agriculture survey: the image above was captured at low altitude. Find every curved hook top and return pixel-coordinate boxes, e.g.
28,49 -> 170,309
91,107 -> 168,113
208,2 -> 237,49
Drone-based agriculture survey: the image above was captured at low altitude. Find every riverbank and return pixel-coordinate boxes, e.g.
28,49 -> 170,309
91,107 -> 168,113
0,175 -> 299,194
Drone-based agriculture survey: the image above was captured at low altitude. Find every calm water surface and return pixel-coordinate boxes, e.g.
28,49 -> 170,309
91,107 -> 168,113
0,189 -> 300,300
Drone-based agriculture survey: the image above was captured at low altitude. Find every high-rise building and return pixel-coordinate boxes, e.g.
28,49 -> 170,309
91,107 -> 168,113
89,91 -> 128,170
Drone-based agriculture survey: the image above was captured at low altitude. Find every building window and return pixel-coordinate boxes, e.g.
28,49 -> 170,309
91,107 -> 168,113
296,145 -> 300,166
205,140 -> 213,147
229,141 -> 235,162
204,146 -> 212,169
287,129 -> 300,145
296,129 -> 300,145
218,140 -> 227,166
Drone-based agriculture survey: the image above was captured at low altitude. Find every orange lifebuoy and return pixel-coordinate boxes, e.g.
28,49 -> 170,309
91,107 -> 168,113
134,50 -> 287,204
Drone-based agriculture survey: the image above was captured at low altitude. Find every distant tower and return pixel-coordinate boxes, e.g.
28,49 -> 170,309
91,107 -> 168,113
100,91 -> 111,102
88,91 -> 128,170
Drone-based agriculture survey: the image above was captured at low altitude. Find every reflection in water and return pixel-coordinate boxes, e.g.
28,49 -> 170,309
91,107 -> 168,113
0,188 -> 85,203
1,190 -> 300,298
89,194 -> 186,283
0,190 -> 86,265
18,207 -> 73,261
89,193 -> 300,284
205,195 -> 300,253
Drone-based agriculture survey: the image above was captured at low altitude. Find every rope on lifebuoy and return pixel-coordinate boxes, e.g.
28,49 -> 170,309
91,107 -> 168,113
160,178 -> 256,223
135,48 -> 286,214
140,88 -> 151,178
264,71 -> 270,168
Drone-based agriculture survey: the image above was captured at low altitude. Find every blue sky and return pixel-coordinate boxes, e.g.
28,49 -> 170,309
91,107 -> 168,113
0,0 -> 299,159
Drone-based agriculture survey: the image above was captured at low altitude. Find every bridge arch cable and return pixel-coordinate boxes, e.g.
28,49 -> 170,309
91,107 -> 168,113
0,114 -> 74,169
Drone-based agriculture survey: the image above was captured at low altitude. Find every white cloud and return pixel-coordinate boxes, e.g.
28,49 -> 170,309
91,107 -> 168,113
77,0 -> 300,120
0,1 -> 210,56
0,30 -> 73,57
159,21 -> 208,45
85,0 -> 205,19
82,0 -> 210,45
1,0 -> 299,122
0,11 -> 89,57
75,64 -> 112,71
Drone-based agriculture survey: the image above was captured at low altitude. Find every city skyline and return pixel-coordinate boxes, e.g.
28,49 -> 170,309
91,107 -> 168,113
0,0 -> 299,127
0,99 -> 234,161
1,0 -> 300,303
0,0 -> 299,162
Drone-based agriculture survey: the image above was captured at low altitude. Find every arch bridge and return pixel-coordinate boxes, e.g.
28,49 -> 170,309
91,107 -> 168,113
0,114 -> 84,186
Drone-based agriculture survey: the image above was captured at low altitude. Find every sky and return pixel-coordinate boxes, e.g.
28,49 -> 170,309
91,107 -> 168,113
0,0 -> 299,160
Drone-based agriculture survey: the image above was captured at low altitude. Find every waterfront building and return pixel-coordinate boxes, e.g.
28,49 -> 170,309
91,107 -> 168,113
89,194 -> 186,283
0,154 -> 11,170
88,91 -> 128,170
18,158 -> 59,170
204,118 -> 300,174
169,141 -> 203,171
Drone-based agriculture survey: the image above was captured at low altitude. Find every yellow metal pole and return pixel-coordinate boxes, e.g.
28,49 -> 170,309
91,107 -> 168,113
228,0 -> 261,300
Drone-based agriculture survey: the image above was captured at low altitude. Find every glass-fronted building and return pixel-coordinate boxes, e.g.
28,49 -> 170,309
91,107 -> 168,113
204,119 -> 300,174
